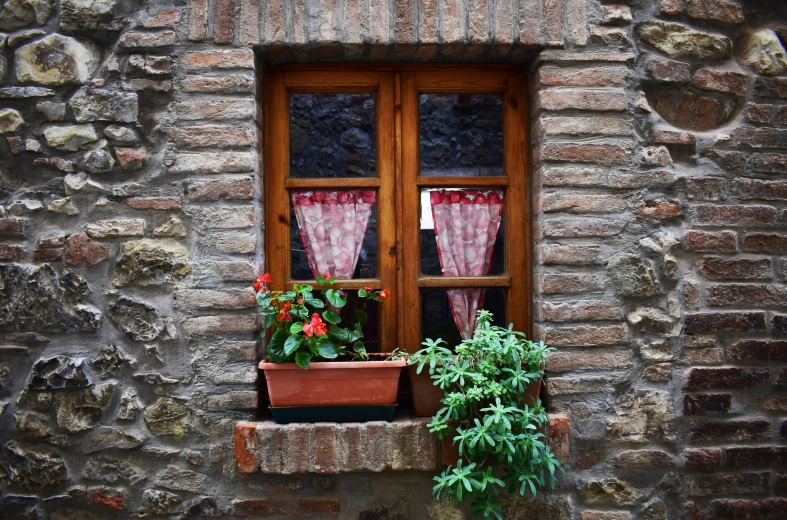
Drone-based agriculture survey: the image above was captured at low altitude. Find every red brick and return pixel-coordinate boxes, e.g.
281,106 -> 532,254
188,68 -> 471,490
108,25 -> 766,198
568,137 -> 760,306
752,153 -> 787,174
647,58 -> 691,82
115,147 -> 145,170
238,0 -> 260,45
730,125 -> 787,149
742,233 -> 787,253
540,218 -> 627,238
87,488 -> 125,510
707,283 -> 787,307
643,363 -> 672,382
707,149 -> 746,172
660,0 -> 684,15
0,244 -> 24,261
538,300 -> 622,322
541,193 -> 628,213
576,451 -> 604,469
536,324 -> 626,347
65,233 -> 109,267
683,231 -> 737,252
688,472 -> 771,498
709,498 -> 787,519
171,125 -> 255,148
683,448 -> 722,472
142,9 -> 179,28
538,244 -> 601,265
538,66 -> 628,87
690,204 -> 776,227
0,218 -> 25,238
518,0 -> 539,46
33,247 -> 62,262
188,0 -> 208,41
655,129 -> 696,145
698,257 -> 771,280
181,75 -> 254,93
168,152 -> 255,174
732,178 -> 787,201
725,448 -> 787,468
183,50 -> 254,69
119,31 -> 176,48
543,0 -> 564,44
126,197 -> 182,210
692,69 -> 747,96
235,422 -> 258,473
685,367 -> 769,390
212,0 -> 234,43
187,177 -> 253,201
685,178 -> 725,201
542,143 -> 631,165
233,498 -> 340,516
536,273 -> 602,294
689,419 -> 771,442
174,99 -> 255,121
122,79 -> 171,92
539,89 -> 627,111
182,314 -> 257,336
685,312 -> 767,334
745,103 -> 773,125
683,348 -> 724,365
687,0 -> 744,24
728,340 -> 787,363
547,350 -> 632,372
684,394 -> 731,415
541,116 -> 631,136
638,200 -> 681,220
773,315 -> 787,335
262,0 -> 286,44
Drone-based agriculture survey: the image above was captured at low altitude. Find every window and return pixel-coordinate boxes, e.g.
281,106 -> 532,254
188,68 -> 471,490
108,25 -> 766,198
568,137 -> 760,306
264,66 -> 531,353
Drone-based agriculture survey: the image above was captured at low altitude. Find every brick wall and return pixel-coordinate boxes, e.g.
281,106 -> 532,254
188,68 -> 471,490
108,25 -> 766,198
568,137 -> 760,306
0,0 -> 786,518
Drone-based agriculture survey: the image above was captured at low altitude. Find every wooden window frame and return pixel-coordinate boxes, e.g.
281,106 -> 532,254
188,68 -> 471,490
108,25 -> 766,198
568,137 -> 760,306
264,64 -> 531,355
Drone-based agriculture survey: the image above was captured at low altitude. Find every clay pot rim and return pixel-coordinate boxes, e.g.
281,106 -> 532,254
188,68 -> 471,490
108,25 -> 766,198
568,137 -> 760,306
259,357 -> 407,370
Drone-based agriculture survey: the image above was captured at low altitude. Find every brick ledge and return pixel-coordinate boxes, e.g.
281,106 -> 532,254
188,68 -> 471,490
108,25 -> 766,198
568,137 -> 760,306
235,414 -> 569,474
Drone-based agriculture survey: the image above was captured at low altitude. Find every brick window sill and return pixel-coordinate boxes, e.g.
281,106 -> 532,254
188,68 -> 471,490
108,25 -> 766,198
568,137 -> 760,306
234,414 -> 570,474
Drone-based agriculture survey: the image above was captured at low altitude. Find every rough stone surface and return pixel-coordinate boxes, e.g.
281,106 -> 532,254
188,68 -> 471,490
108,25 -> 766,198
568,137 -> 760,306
113,239 -> 190,286
607,254 -> 661,297
82,426 -> 144,453
69,87 -> 138,123
144,397 -> 188,437
0,108 -> 24,134
91,344 -> 134,378
4,440 -> 68,489
15,33 -> 100,85
60,0 -> 122,31
107,296 -> 164,341
28,356 -> 89,390
43,124 -> 99,151
638,21 -> 732,60
52,383 -> 114,433
143,489 -> 182,514
0,0 -> 53,31
739,29 -> 787,76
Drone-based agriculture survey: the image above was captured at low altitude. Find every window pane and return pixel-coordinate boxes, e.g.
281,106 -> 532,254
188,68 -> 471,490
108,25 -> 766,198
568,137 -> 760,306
420,189 -> 504,276
419,93 -> 504,177
340,296 -> 380,354
290,93 -> 377,178
290,190 -> 378,280
421,288 -> 506,345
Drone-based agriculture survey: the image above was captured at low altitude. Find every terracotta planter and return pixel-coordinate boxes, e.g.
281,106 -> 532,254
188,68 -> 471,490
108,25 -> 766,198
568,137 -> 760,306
408,366 -> 445,417
259,358 -> 406,407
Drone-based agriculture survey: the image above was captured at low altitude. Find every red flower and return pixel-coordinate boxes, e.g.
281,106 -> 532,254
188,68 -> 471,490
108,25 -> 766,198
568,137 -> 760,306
379,289 -> 390,299
364,286 -> 373,292
253,273 -> 272,293
322,273 -> 331,280
260,273 -> 272,283
278,301 -> 292,320
302,313 -> 328,337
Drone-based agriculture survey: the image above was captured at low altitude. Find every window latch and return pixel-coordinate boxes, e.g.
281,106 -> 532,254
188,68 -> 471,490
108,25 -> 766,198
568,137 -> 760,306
389,247 -> 396,256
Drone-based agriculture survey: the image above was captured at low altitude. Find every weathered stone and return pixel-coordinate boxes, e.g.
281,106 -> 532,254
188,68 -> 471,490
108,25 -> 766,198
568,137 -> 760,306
0,264 -> 101,332
615,449 -> 674,468
103,125 -> 137,143
86,219 -> 145,238
739,29 -> 787,76
91,344 -> 133,378
4,440 -> 68,489
642,500 -> 667,520
15,34 -> 100,85
627,307 -> 676,334
14,410 -> 54,438
608,390 -> 674,442
48,507 -> 97,520
69,87 -> 138,123
82,426 -> 143,453
686,0 -> 743,24
65,232 -> 109,266
638,21 -> 731,60
607,254 -> 660,297
113,239 -> 190,287
154,215 -> 187,237
83,149 -> 115,174
580,479 -> 637,505
60,0 -> 122,31
52,383 -> 114,433
28,356 -> 89,390
83,455 -> 146,485
48,197 -> 79,216
117,388 -> 142,420
183,496 -> 221,517
426,500 -> 464,520
107,296 -> 164,341
0,108 -> 24,134
44,124 -> 98,151
134,372 -> 179,385
143,489 -> 182,514
37,100 -> 66,121
0,0 -> 53,31
144,397 -> 188,437
156,465 -> 209,493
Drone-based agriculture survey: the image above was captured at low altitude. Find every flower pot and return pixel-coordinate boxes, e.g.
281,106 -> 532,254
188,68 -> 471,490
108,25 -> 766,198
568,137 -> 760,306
259,358 -> 406,407
408,365 -> 445,417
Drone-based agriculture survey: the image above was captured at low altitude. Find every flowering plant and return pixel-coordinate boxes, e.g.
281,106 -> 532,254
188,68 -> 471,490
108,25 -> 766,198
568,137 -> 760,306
253,273 -> 390,369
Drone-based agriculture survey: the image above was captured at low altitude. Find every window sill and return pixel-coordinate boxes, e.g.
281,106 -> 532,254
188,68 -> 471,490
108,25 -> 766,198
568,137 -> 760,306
234,414 -> 570,474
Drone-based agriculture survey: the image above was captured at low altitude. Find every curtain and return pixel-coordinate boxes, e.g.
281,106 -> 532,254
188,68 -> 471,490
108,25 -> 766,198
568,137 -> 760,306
430,189 -> 503,339
291,190 -> 375,279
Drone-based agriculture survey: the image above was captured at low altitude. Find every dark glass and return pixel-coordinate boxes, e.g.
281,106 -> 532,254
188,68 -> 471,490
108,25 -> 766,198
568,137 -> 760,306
339,296 -> 380,354
290,191 -> 378,280
290,93 -> 377,178
421,288 -> 506,345
419,189 -> 505,276
419,93 -> 504,177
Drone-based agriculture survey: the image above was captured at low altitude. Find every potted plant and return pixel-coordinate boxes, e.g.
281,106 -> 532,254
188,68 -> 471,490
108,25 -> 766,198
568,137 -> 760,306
410,310 -> 562,519
255,273 -> 407,417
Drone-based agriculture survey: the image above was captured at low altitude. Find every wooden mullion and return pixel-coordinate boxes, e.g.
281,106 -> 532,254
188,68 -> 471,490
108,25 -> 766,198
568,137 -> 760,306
284,70 -> 381,90
377,72 -> 397,353
265,69 -> 289,293
284,178 -> 381,189
394,72 -> 405,354
417,276 -> 511,288
414,71 -> 510,92
416,176 -> 509,188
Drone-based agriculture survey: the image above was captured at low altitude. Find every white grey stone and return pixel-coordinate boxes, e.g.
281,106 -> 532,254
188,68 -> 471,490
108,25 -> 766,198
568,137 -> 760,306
8,198 -> 43,214
739,28 -> 787,76
83,149 -> 115,173
103,124 -> 137,143
15,33 -> 100,85
86,219 -> 144,238
69,87 -> 138,123
117,388 -> 142,420
47,197 -> 79,216
44,124 -> 99,151
37,101 -> 66,121
0,86 -> 54,97
60,0 -> 122,31
0,0 -> 53,31
52,383 -> 115,433
0,108 -> 24,134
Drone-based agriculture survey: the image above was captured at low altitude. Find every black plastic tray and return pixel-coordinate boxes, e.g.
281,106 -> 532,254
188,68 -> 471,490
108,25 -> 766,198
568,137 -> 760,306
269,404 -> 397,424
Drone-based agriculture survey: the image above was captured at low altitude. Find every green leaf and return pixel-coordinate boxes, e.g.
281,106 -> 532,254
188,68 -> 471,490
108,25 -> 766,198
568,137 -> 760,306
301,284 -> 313,293
325,289 -> 347,308
295,351 -> 312,370
316,337 -> 340,359
277,291 -> 297,301
353,341 -> 366,355
267,329 -> 289,362
322,310 -> 342,324
289,322 -> 303,334
355,308 -> 367,325
284,334 -> 302,355
329,326 -> 352,343
305,296 -> 325,309
315,276 -> 331,286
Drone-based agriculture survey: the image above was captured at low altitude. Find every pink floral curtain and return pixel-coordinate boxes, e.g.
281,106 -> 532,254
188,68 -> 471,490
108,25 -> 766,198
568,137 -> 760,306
430,189 -> 503,339
292,190 -> 375,279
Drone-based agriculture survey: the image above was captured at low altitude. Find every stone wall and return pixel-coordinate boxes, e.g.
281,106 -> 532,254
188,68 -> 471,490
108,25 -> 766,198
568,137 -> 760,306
0,0 -> 786,519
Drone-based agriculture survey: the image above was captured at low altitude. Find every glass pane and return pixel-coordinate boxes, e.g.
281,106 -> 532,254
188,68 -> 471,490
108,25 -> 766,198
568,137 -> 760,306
290,190 -> 378,280
421,288 -> 506,345
340,296 -> 380,354
419,93 -> 504,177
290,93 -> 377,178
420,189 -> 504,276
